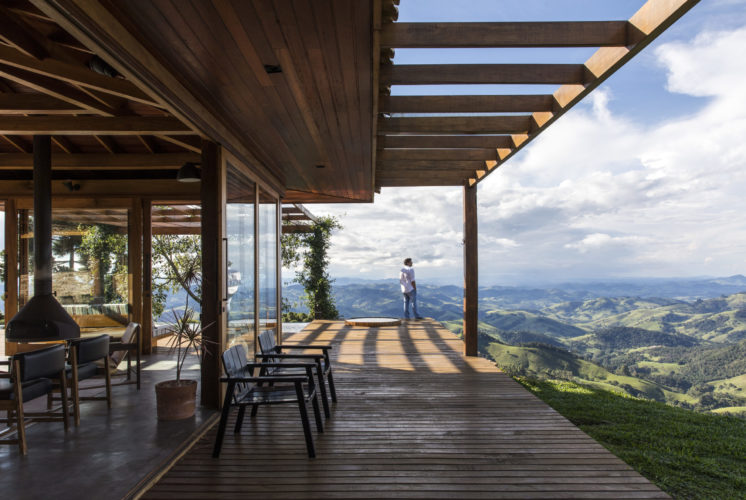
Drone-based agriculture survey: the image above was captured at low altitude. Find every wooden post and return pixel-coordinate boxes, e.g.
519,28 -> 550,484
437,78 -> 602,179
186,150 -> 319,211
200,140 -> 226,409
4,199 -> 18,354
276,199 -> 283,344
142,200 -> 153,354
253,184 -> 259,357
128,198 -> 143,346
463,184 -> 478,357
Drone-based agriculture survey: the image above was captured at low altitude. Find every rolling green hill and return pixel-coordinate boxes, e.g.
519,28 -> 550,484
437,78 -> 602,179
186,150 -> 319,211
482,310 -> 587,338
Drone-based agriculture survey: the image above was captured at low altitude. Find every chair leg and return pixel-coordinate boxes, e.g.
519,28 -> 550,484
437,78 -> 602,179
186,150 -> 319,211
326,366 -> 338,403
234,405 -> 246,434
71,350 -> 81,426
310,390 -> 323,433
316,361 -> 331,418
294,381 -> 315,458
104,357 -> 112,409
59,370 -> 70,431
212,382 -> 235,458
12,379 -> 27,455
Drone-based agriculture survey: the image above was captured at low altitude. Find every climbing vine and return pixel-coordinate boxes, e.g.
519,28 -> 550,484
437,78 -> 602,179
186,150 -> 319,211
294,216 -> 341,320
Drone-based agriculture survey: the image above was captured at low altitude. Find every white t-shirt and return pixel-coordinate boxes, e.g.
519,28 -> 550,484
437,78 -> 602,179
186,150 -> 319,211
400,266 -> 415,293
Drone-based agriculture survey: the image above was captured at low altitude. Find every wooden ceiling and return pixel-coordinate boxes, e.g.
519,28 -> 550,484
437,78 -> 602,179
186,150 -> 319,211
374,0 -> 701,189
0,0 -> 699,203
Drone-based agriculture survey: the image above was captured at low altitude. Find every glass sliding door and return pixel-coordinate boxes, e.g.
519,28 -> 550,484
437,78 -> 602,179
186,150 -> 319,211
258,190 -> 278,338
225,163 -> 255,354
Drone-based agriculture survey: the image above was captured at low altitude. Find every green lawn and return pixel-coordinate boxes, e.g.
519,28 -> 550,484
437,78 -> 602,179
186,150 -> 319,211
518,378 -> 746,500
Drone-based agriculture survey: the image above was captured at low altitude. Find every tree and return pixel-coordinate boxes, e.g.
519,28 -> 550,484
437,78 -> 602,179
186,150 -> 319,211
77,225 -> 127,303
295,217 -> 341,320
151,234 -> 202,319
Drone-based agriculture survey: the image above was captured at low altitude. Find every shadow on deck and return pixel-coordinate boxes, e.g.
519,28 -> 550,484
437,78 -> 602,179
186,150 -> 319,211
143,319 -> 668,499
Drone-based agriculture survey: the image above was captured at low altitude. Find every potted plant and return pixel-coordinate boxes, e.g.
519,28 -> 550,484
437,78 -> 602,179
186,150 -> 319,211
154,302 -> 210,420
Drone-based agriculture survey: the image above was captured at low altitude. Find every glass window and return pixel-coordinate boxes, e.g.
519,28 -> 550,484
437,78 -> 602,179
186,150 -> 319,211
226,164 -> 255,353
258,190 -> 278,338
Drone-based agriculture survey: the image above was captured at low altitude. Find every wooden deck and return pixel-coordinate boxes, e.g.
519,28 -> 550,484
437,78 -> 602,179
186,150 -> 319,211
142,319 -> 668,499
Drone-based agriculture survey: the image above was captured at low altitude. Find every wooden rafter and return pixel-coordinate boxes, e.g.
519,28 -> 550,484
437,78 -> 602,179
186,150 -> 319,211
0,152 -> 199,169
381,64 -> 586,86
0,93 -> 83,114
0,116 -> 192,135
0,44 -> 159,106
381,21 -> 629,48
0,4 -> 50,59
381,95 -> 554,114
375,0 -> 701,189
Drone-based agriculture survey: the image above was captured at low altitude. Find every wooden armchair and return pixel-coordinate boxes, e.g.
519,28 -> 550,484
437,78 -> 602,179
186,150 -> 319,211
67,334 -> 112,426
0,344 -> 69,455
212,344 -> 323,458
108,322 -> 141,390
257,330 -> 337,418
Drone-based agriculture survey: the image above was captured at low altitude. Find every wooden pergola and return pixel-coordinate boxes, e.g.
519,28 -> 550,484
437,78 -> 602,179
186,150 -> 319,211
0,0 -> 700,406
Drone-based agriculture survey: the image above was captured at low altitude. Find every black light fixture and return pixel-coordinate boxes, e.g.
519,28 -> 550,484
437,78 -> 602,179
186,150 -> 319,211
263,64 -> 282,74
63,180 -> 81,192
177,162 -> 201,183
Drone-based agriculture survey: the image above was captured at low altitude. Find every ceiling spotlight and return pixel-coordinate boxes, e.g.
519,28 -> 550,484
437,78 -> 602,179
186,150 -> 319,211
63,180 -> 81,192
315,164 -> 326,169
177,162 -> 201,183
264,64 -> 282,74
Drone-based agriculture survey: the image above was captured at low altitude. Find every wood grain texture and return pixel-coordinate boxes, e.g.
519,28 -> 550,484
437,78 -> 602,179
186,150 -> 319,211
142,320 -> 669,500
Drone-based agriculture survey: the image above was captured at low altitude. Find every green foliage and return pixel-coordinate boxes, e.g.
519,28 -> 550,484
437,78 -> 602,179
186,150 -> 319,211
77,224 -> 127,302
294,217 -> 340,320
151,234 -> 202,318
518,378 -> 746,499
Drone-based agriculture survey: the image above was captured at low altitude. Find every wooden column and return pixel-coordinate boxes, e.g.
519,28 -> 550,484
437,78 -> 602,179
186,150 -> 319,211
128,198 -> 143,345
200,140 -> 226,409
463,184 -> 478,357
4,199 -> 18,354
142,200 -> 153,354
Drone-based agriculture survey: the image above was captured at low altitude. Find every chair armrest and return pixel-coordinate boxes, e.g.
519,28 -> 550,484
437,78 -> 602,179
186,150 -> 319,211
243,361 -> 315,369
220,375 -> 307,384
109,342 -> 136,353
256,353 -> 323,360
278,344 -> 332,351
0,373 -> 10,379
0,359 -> 10,366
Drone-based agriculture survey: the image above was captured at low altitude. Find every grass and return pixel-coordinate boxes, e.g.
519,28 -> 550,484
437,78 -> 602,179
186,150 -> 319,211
518,378 -> 746,500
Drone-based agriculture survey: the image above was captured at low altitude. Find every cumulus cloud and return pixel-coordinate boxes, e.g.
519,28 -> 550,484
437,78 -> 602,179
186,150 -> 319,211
309,22 -> 746,285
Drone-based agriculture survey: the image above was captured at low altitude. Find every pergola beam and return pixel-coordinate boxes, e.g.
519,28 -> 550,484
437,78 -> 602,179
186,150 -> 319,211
0,116 -> 193,135
381,64 -> 586,85
380,116 -> 531,134
379,135 -> 514,149
380,149 -> 498,161
381,21 -> 629,48
380,95 -> 554,114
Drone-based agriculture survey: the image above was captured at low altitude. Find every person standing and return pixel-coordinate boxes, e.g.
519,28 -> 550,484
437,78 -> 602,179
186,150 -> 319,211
400,257 -> 423,320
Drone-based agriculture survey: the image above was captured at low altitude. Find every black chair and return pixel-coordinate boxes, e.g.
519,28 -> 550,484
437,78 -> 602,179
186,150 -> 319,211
68,334 -> 112,426
256,330 -> 337,418
0,344 -> 69,455
213,344 -> 323,458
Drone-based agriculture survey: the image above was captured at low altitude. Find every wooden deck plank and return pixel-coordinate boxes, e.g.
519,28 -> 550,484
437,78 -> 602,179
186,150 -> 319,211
142,319 -> 668,499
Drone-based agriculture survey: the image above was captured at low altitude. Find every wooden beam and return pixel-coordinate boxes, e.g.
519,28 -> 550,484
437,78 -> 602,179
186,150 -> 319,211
128,197 -> 143,358
380,116 -> 531,134
379,160 -> 486,170
0,5 -> 49,59
0,153 -> 200,169
142,199 -> 153,354
200,140 -> 225,409
0,116 -> 192,135
471,0 -> 701,187
0,63 -> 115,114
376,176 -> 466,187
380,135 -> 514,149
0,179 -> 199,198
380,94 -> 554,114
0,93 -> 83,114
381,21 -> 629,48
380,149 -> 498,161
381,64 -> 586,85
463,184 -> 478,357
0,45 -> 159,106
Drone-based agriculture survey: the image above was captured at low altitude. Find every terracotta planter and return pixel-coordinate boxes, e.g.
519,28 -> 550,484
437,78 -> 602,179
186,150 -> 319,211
155,379 -> 197,420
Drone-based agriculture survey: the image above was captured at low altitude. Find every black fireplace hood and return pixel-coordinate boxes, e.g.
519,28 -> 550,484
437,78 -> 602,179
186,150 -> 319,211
6,136 -> 80,342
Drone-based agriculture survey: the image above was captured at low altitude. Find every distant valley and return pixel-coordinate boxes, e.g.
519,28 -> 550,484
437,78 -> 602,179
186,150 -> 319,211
284,275 -> 746,415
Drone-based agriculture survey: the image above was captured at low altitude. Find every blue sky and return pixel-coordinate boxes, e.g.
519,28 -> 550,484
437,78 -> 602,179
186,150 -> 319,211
313,0 -> 746,285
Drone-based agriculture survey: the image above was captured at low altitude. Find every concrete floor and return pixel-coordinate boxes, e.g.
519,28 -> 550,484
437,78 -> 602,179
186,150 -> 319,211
0,350 -> 217,500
